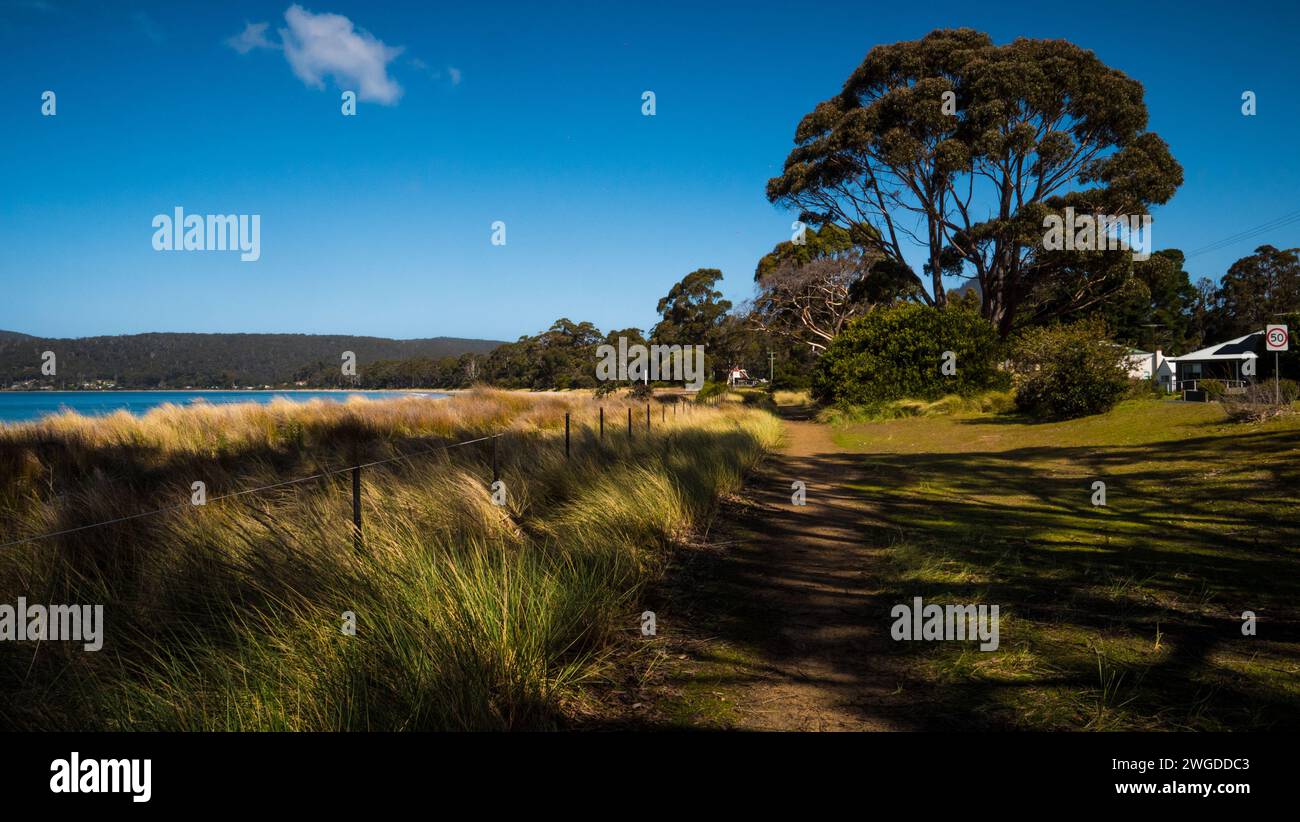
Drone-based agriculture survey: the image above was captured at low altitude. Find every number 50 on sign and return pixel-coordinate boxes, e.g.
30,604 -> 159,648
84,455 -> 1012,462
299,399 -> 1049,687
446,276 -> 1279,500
1266,324 -> 1289,352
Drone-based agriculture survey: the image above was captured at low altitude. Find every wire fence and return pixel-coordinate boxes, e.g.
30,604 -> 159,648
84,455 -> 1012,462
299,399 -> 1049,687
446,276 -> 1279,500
0,400 -> 701,552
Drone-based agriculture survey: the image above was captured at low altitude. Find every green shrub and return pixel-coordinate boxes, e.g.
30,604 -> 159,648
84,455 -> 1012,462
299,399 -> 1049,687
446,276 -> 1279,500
813,304 -> 1005,406
1278,378 -> 1300,404
695,380 -> 727,402
771,363 -> 812,391
1201,379 -> 1226,400
1010,319 -> 1130,420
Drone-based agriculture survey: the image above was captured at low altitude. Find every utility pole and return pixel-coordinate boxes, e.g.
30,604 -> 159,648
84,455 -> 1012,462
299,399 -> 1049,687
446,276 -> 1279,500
768,350 -> 775,384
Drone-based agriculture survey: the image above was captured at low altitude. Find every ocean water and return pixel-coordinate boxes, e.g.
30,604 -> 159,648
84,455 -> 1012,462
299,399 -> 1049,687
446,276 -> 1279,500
0,390 -> 449,424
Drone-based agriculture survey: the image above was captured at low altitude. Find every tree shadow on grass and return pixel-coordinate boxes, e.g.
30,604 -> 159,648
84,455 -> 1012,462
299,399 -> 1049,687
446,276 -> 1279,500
628,415 -> 1300,731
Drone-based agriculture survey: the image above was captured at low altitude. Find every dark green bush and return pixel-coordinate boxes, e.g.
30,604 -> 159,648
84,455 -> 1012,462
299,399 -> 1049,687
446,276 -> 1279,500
1010,319 -> 1130,420
1201,379 -> 1226,400
771,362 -> 812,391
813,304 -> 1005,406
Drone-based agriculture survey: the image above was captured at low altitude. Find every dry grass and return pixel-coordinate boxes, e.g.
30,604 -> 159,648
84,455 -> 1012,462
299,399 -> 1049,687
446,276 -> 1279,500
0,388 -> 780,730
817,389 -> 1016,424
772,389 -> 813,407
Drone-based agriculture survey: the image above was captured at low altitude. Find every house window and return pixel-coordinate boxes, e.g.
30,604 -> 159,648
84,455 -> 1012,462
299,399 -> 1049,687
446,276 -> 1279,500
1185,363 -> 1202,378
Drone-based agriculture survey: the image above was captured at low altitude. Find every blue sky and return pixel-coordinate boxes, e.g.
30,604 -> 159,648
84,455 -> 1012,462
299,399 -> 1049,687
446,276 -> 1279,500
2,0 -> 1298,341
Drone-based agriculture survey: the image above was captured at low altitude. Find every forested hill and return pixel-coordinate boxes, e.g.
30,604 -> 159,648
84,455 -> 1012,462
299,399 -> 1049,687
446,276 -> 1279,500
0,331 -> 503,388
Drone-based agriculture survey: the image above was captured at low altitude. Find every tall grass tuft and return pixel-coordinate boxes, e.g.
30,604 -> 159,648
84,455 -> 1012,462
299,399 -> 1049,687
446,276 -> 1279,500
0,388 -> 780,730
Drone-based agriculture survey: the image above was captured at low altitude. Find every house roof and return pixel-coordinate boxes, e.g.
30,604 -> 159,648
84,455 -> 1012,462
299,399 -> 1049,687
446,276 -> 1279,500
1168,331 -> 1261,362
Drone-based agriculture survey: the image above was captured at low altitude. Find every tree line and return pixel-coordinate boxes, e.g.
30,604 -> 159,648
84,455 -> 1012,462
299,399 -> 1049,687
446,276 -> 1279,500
0,332 -> 500,389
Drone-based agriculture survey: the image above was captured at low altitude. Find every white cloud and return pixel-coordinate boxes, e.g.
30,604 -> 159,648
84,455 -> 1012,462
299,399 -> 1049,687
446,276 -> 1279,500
278,4 -> 403,105
226,21 -> 277,54
407,58 -> 462,86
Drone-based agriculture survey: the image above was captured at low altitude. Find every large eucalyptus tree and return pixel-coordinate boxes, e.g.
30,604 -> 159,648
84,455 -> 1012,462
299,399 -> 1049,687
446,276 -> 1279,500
767,28 -> 1183,335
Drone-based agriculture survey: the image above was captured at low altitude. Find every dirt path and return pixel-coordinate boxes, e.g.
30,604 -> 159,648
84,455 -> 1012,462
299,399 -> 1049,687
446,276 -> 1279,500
637,405 -> 915,730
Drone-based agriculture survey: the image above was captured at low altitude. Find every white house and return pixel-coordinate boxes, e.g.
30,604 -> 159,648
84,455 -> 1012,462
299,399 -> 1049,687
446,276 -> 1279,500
1166,331 -> 1262,390
1122,348 -> 1176,391
726,366 -> 753,387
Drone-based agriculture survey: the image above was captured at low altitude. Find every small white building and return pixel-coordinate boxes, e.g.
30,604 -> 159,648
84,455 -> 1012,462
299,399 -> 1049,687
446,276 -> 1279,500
1122,348 -> 1176,391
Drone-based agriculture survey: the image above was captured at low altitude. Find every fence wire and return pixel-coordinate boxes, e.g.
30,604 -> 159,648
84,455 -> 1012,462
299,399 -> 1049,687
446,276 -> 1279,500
0,432 -> 503,551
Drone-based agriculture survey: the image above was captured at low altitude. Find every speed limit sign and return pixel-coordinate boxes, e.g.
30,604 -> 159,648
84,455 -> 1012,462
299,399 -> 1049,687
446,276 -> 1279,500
1266,324 -> 1289,352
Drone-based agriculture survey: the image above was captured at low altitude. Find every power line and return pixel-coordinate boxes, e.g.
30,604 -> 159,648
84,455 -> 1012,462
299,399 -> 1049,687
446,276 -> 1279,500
1185,208 -> 1300,259
1186,209 -> 1300,256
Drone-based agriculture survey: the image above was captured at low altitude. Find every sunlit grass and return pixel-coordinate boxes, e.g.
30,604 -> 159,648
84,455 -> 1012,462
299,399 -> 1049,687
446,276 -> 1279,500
0,388 -> 781,730
818,389 -> 1017,424
838,399 -> 1300,730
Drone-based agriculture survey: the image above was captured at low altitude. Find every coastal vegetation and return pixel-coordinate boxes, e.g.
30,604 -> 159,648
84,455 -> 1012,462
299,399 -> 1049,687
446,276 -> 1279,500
0,389 -> 779,730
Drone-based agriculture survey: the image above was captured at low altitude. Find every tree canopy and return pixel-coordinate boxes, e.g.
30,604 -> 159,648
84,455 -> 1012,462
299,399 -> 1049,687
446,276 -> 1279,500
767,28 -> 1183,336
650,268 -> 732,346
1207,245 -> 1300,339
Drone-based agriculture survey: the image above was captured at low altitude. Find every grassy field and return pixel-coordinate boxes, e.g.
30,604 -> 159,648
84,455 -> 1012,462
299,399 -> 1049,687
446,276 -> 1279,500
0,389 -> 780,730
833,397 -> 1300,730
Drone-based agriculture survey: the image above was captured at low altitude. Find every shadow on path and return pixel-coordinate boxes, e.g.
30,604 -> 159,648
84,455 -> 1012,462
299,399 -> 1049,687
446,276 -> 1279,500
626,403 -> 920,730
